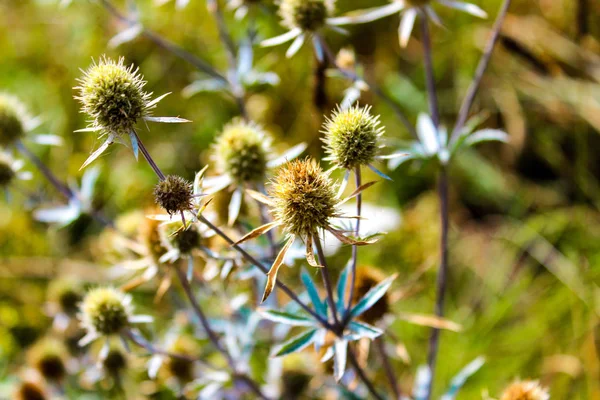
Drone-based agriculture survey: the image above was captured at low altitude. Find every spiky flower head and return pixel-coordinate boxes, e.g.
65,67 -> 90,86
322,105 -> 383,170
0,152 -> 16,186
213,119 -> 270,184
153,175 -> 194,216
0,93 -> 28,146
27,338 -> 68,382
75,56 -> 151,137
271,158 -> 338,238
279,0 -> 334,31
80,287 -> 131,336
500,380 -> 550,400
47,279 -> 82,316
161,222 -> 202,255
165,336 -> 198,382
15,381 -> 47,400
352,266 -> 389,324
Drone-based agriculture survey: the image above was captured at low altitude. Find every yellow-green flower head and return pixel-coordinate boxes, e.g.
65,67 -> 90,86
153,175 -> 194,216
165,336 -> 198,382
279,0 -> 334,31
0,152 -> 16,187
270,158 -> 338,238
75,56 -> 151,136
0,93 -> 28,146
27,338 -> 68,382
80,287 -> 132,336
162,222 -> 202,255
15,381 -> 47,400
500,380 -> 550,400
102,348 -> 127,377
213,119 -> 270,184
47,279 -> 82,316
322,105 -> 384,170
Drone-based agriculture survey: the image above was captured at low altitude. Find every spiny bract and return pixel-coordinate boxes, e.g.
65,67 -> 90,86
214,119 -> 270,184
279,0 -> 334,31
75,56 -> 151,137
80,287 -> 131,335
270,158 -> 338,238
322,104 -> 383,170
500,380 -> 550,400
153,175 -> 194,216
0,93 -> 28,146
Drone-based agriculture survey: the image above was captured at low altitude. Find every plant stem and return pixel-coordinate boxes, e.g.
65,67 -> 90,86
426,166 -> 449,400
344,167 -> 361,324
124,329 -> 209,365
133,131 -> 166,181
313,233 -> 340,328
197,215 -> 333,330
420,14 -> 440,127
174,267 -> 236,368
347,346 -> 385,400
97,0 -> 226,82
451,0 -> 512,139
375,337 -> 401,399
317,35 -> 418,140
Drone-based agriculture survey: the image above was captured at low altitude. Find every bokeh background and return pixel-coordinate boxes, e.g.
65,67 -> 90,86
1,0 -> 600,398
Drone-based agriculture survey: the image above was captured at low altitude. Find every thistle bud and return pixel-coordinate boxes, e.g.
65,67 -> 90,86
165,336 -> 198,383
213,119 -> 270,184
500,380 -> 550,400
75,56 -> 150,136
80,288 -> 131,336
351,266 -> 389,324
15,381 -> 47,400
271,158 -> 337,238
279,0 -> 333,32
153,175 -> 194,216
102,348 -> 127,377
0,152 -> 16,186
0,94 -> 28,146
47,279 -> 82,317
27,339 -> 68,382
162,222 -> 202,255
322,105 -> 383,170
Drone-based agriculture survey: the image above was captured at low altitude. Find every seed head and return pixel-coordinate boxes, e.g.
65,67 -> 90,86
47,279 -> 82,316
214,119 -> 270,184
279,0 -> 333,31
165,336 -> 198,382
322,105 -> 383,170
102,348 -> 127,377
80,287 -> 131,336
0,94 -> 28,146
270,158 -> 338,238
75,56 -> 151,136
500,380 -> 550,400
15,381 -> 47,400
153,175 -> 194,216
27,339 -> 68,382
352,266 -> 389,324
0,152 -> 16,187
162,222 -> 202,255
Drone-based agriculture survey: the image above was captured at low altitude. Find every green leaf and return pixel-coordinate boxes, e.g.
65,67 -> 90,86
273,329 -> 318,357
348,321 -> 384,340
336,261 -> 350,313
259,309 -> 316,327
441,357 -> 485,400
301,269 -> 327,318
333,339 -> 348,381
351,274 -> 396,318
464,129 -> 509,147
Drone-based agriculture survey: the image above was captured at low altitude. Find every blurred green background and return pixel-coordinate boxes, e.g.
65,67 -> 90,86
1,0 -> 599,398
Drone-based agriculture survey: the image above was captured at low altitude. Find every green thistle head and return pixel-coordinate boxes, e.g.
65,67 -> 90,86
0,94 -> 28,146
28,339 -> 68,382
80,287 -> 131,335
0,152 -> 16,187
270,158 -> 338,238
153,176 -> 194,216
322,105 -> 383,170
213,119 -> 270,184
15,382 -> 46,400
279,0 -> 334,31
47,279 -> 83,316
75,56 -> 151,136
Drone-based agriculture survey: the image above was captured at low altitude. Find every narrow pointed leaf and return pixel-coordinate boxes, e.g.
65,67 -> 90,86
228,188 -> 243,226
129,131 -> 139,160
348,321 -> 384,339
399,8 -> 417,47
398,313 -> 462,332
262,235 -> 295,303
305,235 -> 322,268
233,221 -> 280,245
438,0 -> 488,18
245,188 -> 276,206
351,274 -> 397,318
146,92 -> 171,108
336,261 -> 350,312
259,309 -> 316,327
338,180 -> 378,205
143,116 -> 191,123
261,28 -> 302,47
286,34 -> 305,58
327,2 -> 404,25
441,357 -> 485,400
368,165 -> 393,181
273,329 -> 318,357
333,340 -> 348,381
301,269 -> 327,317
80,140 -> 111,170
108,23 -> 143,48
464,129 -> 509,147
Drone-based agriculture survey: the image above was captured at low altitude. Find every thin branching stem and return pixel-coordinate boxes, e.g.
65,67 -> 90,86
134,131 -> 166,181
451,0 -> 512,140
197,215 -> 334,330
420,13 -> 440,128
343,167 -> 361,324
317,35 -> 418,140
347,346 -> 385,400
375,337 -> 401,399
97,0 -> 226,83
124,329 -> 207,364
313,233 -> 340,328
